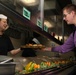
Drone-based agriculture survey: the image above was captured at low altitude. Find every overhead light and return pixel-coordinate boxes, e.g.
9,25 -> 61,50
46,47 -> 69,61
21,0 -> 36,4
55,35 -> 62,41
18,0 -> 39,6
44,20 -> 53,28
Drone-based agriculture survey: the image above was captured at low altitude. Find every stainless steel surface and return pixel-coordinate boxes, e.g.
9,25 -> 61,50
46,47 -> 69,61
56,66 -> 74,75
0,55 -> 15,75
0,63 -> 16,75
0,55 -> 13,62
0,58 -> 13,64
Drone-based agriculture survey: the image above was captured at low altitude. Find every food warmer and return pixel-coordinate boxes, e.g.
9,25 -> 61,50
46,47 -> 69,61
14,56 -> 74,75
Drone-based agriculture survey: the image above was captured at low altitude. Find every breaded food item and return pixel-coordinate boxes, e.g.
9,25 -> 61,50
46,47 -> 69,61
37,44 -> 43,47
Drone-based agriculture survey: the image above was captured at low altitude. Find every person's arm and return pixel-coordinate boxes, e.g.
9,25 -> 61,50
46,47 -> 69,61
42,32 -> 75,53
7,37 -> 22,55
52,33 -> 75,53
42,47 -> 52,51
10,48 -> 21,55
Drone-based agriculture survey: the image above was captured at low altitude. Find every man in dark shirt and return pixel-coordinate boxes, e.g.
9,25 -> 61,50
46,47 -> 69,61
0,14 -> 21,55
0,34 -> 14,55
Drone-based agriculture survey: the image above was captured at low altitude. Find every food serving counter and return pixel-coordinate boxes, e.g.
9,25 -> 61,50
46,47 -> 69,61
0,55 -> 74,75
13,56 -> 74,75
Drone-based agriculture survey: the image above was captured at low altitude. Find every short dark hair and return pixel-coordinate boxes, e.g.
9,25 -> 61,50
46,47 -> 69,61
63,4 -> 76,13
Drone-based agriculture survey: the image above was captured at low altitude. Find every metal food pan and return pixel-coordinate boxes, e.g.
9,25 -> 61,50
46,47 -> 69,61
0,63 -> 16,75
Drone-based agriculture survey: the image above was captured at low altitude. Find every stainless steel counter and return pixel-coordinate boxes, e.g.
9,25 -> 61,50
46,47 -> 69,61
55,66 -> 74,75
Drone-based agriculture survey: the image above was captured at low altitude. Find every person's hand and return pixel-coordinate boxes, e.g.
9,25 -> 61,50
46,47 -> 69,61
41,47 -> 52,51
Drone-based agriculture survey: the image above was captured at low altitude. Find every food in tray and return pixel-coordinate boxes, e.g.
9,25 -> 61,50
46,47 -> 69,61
16,59 -> 72,74
32,44 -> 44,48
17,61 -> 51,74
21,44 -> 45,48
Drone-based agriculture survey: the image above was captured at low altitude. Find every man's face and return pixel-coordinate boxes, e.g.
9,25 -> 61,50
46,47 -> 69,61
63,9 -> 75,25
0,19 -> 8,31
